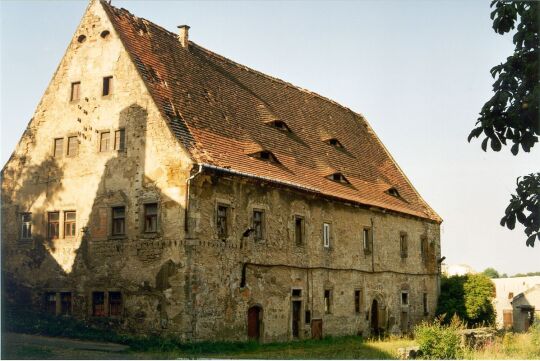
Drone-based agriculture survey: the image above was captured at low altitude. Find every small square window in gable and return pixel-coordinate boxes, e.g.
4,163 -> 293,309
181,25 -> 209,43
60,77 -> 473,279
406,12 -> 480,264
70,82 -> 80,101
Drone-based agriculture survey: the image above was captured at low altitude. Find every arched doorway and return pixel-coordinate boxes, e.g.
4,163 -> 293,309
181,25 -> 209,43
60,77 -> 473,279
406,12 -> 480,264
247,305 -> 262,341
370,299 -> 379,336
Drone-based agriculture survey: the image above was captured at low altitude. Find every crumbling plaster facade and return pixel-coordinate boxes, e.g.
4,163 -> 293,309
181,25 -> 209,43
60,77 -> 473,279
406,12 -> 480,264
1,0 -> 441,342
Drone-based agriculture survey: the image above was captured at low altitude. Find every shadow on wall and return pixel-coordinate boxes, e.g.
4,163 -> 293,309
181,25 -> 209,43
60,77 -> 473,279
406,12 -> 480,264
2,103 -> 185,332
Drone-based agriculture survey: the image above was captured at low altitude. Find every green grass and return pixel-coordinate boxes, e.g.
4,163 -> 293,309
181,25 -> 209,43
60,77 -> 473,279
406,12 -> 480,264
2,345 -> 54,360
465,332 -> 540,360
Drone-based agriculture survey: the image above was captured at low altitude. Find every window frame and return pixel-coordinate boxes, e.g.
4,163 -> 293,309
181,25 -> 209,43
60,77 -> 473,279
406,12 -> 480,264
114,128 -> 126,152
70,81 -> 81,102
252,209 -> 265,241
48,211 -> 60,240
66,135 -> 79,157
92,291 -> 106,317
143,203 -> 158,233
108,291 -> 122,317
102,76 -> 113,96
20,212 -> 32,240
216,204 -> 229,239
354,289 -> 362,314
400,232 -> 408,259
363,227 -> 372,255
63,211 -> 77,238
111,206 -> 126,237
294,215 -> 304,246
323,222 -> 331,248
60,292 -> 73,316
99,131 -> 111,153
401,291 -> 409,306
53,137 -> 64,158
324,289 -> 332,314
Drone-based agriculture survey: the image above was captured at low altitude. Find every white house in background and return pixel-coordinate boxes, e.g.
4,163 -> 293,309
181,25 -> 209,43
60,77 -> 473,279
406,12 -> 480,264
441,264 -> 476,276
492,276 -> 540,330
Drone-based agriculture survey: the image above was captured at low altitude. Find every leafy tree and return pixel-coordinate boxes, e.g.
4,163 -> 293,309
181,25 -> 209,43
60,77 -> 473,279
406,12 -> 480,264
468,1 -> 539,247
482,267 -> 500,278
436,274 -> 496,327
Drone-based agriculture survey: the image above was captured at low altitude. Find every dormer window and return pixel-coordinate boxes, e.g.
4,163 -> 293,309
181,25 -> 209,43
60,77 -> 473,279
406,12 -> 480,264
325,138 -> 343,148
387,187 -> 400,198
327,172 -> 350,184
266,120 -> 291,133
250,150 -> 279,164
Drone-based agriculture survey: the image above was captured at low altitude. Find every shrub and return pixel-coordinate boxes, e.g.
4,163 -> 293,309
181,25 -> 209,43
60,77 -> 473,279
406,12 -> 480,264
531,321 -> 540,354
414,317 -> 464,359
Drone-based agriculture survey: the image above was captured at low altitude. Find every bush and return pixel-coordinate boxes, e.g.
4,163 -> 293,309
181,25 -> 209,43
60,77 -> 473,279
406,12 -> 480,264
414,317 -> 464,359
531,321 -> 540,354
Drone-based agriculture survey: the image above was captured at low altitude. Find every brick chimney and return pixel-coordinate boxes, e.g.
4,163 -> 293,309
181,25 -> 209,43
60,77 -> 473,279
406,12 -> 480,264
178,25 -> 190,49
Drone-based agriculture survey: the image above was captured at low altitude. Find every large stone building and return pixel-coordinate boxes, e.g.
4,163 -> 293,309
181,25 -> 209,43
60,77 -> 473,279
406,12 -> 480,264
1,1 -> 442,342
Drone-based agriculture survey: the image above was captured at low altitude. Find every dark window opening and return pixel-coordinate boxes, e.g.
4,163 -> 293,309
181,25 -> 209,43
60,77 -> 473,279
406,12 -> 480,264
100,30 -> 110,39
387,187 -> 400,198
292,289 -> 302,297
45,292 -> 56,315
67,136 -> 78,157
77,35 -> 86,43
253,210 -> 264,240
326,138 -> 344,148
363,227 -> 372,254
103,76 -> 113,96
54,138 -> 64,158
217,205 -> 228,239
423,293 -> 428,316
64,211 -> 76,238
100,131 -> 111,152
267,120 -> 291,132
252,150 -> 279,164
420,236 -> 428,261
144,203 -> 158,233
400,232 -> 408,258
112,206 -> 126,236
48,212 -> 60,239
324,290 -> 332,314
328,172 -> 350,184
114,129 -> 125,151
295,216 -> 304,246
92,292 -> 105,317
401,291 -> 409,306
355,290 -> 361,314
21,213 -> 32,239
109,292 -> 122,316
61,292 -> 72,315
305,310 -> 311,324
70,82 -> 80,101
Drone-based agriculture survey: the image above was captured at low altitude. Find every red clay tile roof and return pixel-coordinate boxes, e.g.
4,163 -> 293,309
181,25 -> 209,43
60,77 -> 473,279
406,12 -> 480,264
101,1 -> 442,223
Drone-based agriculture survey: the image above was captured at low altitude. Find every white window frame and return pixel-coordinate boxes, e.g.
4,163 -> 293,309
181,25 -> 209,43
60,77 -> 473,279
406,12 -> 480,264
323,222 -> 330,248
20,212 -> 32,240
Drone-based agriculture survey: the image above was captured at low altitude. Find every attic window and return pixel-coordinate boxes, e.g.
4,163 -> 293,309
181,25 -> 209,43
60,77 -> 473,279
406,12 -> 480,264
100,30 -> 110,39
77,35 -> 86,43
251,150 -> 279,164
326,138 -> 344,148
266,120 -> 291,132
327,172 -> 350,184
387,187 -> 400,198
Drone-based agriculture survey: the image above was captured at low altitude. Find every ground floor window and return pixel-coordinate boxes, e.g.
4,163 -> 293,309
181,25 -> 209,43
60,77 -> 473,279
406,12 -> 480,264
92,292 -> 106,317
109,292 -> 122,316
45,292 -> 57,315
60,292 -> 72,315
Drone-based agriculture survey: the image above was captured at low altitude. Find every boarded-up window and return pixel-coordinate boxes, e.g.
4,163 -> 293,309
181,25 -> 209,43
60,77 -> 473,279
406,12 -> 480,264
217,205 -> 228,238
324,290 -> 332,314
60,292 -> 72,315
100,131 -> 111,152
112,206 -> 125,236
54,138 -> 64,158
70,82 -> 80,101
64,211 -> 76,237
48,212 -> 60,239
323,223 -> 331,248
144,203 -> 158,233
253,210 -> 264,240
67,136 -> 78,156
114,129 -> 125,151
103,76 -> 113,96
400,232 -> 408,258
20,212 -> 32,239
295,216 -> 304,246
92,292 -> 105,317
45,292 -> 57,315
363,227 -> 372,254
355,290 -> 361,314
109,291 -> 122,316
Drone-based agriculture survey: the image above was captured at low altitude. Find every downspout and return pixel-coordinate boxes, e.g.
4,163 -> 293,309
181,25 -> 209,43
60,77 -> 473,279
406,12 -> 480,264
184,163 -> 203,236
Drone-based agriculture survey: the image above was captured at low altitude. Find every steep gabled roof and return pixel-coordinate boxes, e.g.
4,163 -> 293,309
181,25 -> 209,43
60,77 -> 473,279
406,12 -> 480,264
101,2 -> 441,223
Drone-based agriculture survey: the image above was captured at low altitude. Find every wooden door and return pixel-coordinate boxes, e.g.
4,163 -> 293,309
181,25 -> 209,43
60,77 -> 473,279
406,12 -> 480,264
311,319 -> 323,340
248,306 -> 261,341
292,301 -> 301,338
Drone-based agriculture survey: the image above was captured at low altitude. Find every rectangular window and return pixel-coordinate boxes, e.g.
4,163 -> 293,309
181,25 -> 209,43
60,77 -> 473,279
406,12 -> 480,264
102,76 -> 113,96
70,81 -> 80,101
112,206 -> 126,236
355,290 -> 361,314
48,212 -> 60,239
323,222 -> 330,248
21,212 -> 32,240
100,131 -> 111,152
401,291 -> 409,306
363,227 -> 372,254
144,203 -> 158,233
324,290 -> 332,314
60,292 -> 72,315
423,293 -> 428,315
45,292 -> 57,315
67,136 -> 78,157
292,289 -> 302,297
114,129 -> 125,151
400,232 -> 408,258
295,216 -> 304,246
54,138 -> 64,158
217,204 -> 228,238
305,310 -> 311,324
64,211 -> 76,238
92,292 -> 105,317
420,236 -> 428,261
109,291 -> 122,316
253,210 -> 264,240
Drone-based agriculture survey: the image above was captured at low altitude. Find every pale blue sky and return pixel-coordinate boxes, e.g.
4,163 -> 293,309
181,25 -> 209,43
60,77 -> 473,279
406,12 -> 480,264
1,0 -> 538,274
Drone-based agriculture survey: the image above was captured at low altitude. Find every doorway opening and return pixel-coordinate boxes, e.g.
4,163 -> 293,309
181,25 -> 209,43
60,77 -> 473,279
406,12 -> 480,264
247,305 -> 262,341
